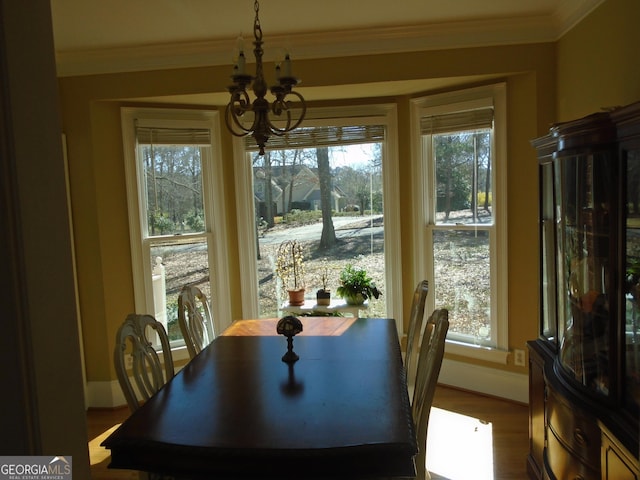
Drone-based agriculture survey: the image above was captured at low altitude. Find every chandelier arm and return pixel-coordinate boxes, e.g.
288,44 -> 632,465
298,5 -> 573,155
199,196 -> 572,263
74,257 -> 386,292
268,91 -> 307,134
229,91 -> 252,114
265,112 -> 293,136
225,104 -> 254,137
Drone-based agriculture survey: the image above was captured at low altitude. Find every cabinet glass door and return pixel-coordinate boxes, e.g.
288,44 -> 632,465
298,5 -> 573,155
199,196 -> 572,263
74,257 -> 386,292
541,161 -> 557,343
624,148 -> 640,414
556,152 -> 613,397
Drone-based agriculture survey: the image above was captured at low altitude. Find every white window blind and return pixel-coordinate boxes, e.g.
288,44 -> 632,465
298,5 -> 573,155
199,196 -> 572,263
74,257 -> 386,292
244,124 -> 385,151
420,107 -> 493,135
136,126 -> 211,146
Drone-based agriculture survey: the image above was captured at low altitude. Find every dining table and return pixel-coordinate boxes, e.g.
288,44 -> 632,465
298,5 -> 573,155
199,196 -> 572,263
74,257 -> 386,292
102,316 -> 418,479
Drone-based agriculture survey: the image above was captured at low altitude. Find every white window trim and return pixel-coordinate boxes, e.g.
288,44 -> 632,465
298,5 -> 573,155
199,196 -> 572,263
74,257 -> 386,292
234,104 -> 404,335
121,107 -> 233,337
410,84 -> 509,364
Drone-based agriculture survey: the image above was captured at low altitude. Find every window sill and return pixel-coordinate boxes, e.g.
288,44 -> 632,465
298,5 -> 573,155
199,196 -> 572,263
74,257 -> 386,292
445,340 -> 509,365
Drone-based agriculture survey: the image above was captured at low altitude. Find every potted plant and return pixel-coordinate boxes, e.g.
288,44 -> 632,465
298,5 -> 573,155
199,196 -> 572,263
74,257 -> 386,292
275,240 -> 306,306
336,263 -> 382,305
316,263 -> 331,306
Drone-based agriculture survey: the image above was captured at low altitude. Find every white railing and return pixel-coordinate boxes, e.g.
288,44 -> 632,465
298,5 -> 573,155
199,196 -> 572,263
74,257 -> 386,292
152,257 -> 167,345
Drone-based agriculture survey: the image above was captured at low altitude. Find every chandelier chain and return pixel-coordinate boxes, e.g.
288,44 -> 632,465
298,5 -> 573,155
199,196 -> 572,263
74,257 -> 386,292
253,0 -> 262,42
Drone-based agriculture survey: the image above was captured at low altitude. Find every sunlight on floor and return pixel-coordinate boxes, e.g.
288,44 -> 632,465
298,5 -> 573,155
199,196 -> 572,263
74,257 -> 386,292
426,407 -> 494,480
88,424 -> 121,465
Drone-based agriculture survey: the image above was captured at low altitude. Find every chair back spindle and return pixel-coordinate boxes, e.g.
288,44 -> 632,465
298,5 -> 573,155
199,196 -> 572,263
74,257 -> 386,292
412,308 -> 449,480
114,314 -> 174,412
178,285 -> 215,359
405,280 -> 429,386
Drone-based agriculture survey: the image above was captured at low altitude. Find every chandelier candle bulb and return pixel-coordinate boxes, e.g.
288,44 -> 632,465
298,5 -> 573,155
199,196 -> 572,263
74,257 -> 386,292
283,54 -> 292,77
237,51 -> 246,75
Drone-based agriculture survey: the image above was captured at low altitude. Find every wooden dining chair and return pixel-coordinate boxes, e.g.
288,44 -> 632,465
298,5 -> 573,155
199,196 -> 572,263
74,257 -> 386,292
178,285 -> 215,359
114,313 -> 175,413
412,308 -> 449,480
404,280 -> 429,390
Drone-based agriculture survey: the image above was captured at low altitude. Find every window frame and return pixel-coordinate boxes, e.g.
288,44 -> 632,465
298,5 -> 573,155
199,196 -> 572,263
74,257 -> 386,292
411,84 -> 509,364
233,104 -> 404,334
121,107 -> 233,351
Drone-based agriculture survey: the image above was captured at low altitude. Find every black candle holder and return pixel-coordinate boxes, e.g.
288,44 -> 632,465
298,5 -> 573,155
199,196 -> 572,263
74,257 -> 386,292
276,315 -> 303,363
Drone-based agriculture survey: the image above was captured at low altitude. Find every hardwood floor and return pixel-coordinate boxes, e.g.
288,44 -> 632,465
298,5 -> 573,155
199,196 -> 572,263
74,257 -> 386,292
87,405 -> 139,480
87,385 -> 529,480
429,386 -> 529,479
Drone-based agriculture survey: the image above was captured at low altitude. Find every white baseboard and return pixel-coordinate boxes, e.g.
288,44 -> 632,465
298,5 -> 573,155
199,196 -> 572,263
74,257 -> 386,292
438,358 -> 529,404
86,354 -> 188,409
87,380 -> 127,409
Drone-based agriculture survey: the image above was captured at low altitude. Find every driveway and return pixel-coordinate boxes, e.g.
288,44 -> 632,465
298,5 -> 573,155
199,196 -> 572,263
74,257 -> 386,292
259,215 -> 383,245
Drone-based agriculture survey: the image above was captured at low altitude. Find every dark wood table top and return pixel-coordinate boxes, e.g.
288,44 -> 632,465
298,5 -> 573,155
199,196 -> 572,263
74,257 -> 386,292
103,317 -> 417,479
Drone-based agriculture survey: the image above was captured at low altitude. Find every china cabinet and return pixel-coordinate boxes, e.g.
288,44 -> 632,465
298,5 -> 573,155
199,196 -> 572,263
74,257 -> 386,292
528,102 -> 640,480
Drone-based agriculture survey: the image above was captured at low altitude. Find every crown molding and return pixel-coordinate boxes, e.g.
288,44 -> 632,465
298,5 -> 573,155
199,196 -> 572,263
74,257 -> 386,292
552,0 -> 606,36
55,1 -> 604,78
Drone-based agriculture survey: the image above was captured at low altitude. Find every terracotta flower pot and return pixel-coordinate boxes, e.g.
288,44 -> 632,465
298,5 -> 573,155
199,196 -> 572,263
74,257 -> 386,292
288,288 -> 305,306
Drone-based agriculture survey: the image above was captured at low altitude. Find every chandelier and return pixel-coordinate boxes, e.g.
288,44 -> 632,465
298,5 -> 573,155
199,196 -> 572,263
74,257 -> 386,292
225,0 -> 307,156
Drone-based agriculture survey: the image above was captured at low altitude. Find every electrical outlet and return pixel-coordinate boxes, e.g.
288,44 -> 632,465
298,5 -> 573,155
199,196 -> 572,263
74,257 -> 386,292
514,349 -> 525,367
126,354 -> 133,369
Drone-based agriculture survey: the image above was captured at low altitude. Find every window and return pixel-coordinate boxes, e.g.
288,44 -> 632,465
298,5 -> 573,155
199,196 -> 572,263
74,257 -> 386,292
121,108 -> 232,352
411,84 -> 508,363
233,105 -> 404,332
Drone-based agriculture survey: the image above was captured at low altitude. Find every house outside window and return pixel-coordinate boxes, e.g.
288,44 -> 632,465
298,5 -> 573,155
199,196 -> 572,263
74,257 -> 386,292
233,105 -> 404,333
411,84 -> 509,363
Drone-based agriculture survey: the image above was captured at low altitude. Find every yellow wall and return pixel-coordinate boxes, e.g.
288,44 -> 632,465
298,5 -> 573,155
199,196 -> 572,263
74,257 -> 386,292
558,0 -> 640,121
59,41 -> 555,385
61,0 -> 640,388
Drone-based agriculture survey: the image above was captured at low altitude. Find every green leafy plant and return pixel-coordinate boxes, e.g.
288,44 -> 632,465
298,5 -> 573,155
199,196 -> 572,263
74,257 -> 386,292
336,264 -> 381,303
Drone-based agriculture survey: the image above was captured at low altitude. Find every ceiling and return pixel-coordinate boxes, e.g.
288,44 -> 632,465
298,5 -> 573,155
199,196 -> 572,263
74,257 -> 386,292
50,0 -> 604,102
